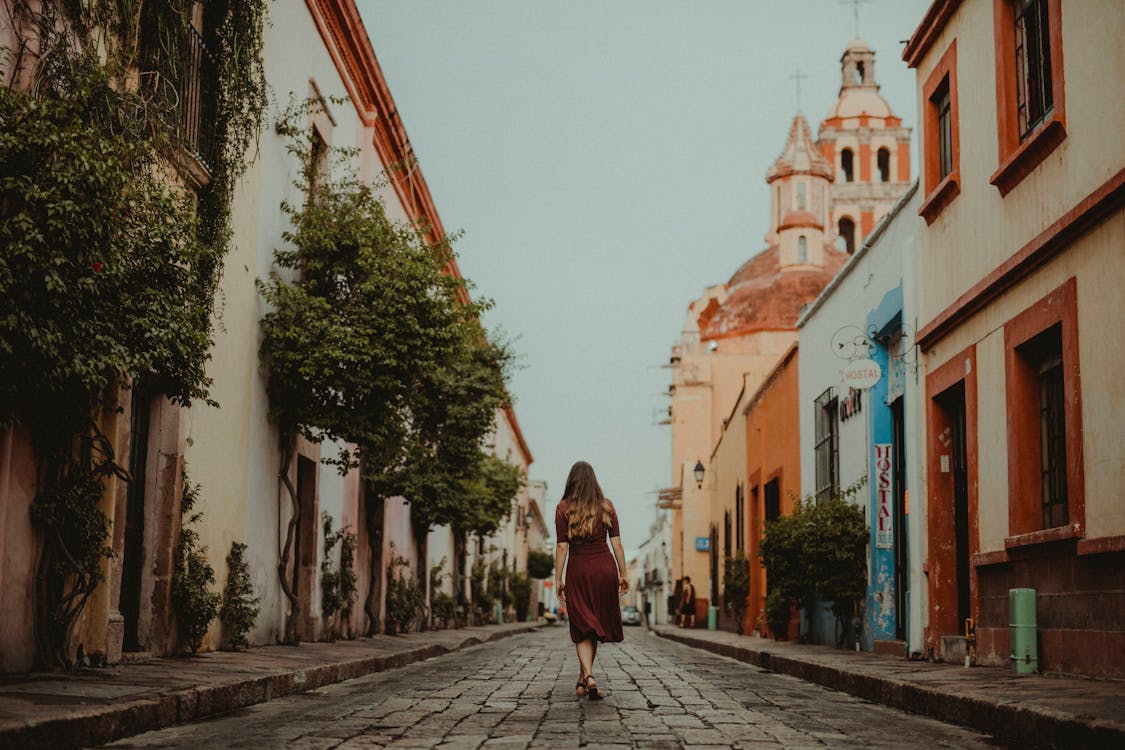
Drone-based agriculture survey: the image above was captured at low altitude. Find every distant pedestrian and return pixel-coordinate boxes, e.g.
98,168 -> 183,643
554,461 -> 628,700
679,577 -> 695,628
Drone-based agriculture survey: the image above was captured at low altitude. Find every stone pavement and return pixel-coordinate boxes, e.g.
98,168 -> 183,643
0,622 -> 540,750
100,626 -> 998,749
655,624 -> 1125,750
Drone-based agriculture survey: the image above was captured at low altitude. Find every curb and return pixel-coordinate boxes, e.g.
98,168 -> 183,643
0,625 -> 541,750
655,628 -> 1125,750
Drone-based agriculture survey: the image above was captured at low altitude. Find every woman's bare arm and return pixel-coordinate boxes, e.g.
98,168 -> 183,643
555,542 -> 568,603
609,536 -> 629,595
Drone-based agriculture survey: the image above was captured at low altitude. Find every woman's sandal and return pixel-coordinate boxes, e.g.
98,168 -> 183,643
584,674 -> 604,701
575,674 -> 587,697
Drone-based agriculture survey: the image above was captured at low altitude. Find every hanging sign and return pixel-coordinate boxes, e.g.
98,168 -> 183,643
874,443 -> 894,549
841,358 -> 882,390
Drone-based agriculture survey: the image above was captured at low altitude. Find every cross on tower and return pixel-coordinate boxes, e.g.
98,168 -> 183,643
789,69 -> 808,111
840,0 -> 873,38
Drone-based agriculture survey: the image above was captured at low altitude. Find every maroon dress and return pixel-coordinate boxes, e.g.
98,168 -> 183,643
556,500 -> 624,644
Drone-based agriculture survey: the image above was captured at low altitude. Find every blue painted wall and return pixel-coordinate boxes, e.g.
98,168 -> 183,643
864,283 -> 903,649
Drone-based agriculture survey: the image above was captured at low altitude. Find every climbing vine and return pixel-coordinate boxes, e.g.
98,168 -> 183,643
171,474 -> 221,654
0,0 -> 267,668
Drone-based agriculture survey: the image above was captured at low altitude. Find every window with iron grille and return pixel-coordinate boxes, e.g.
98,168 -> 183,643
177,23 -> 219,174
1018,324 -> 1068,528
932,79 -> 952,180
1013,0 -> 1054,141
814,388 -> 839,503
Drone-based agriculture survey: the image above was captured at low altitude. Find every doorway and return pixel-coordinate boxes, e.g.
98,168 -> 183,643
120,383 -> 151,652
293,455 -> 318,640
891,398 -> 908,640
937,383 -> 972,633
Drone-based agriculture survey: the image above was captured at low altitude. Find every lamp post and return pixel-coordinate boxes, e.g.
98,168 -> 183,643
693,460 -> 705,489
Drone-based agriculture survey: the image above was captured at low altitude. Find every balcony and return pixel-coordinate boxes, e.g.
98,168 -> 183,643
174,24 -> 219,185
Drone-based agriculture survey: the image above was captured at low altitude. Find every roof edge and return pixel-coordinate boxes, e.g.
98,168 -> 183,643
797,180 -> 920,327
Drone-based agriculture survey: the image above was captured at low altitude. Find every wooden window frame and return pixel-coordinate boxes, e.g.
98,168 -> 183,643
919,41 -> 960,225
990,0 -> 1066,196
1003,277 -> 1084,547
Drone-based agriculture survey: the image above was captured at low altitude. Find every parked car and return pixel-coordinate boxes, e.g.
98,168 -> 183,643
621,605 -> 642,626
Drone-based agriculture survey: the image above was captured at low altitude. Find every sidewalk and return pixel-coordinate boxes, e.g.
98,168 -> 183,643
654,625 -> 1125,750
0,622 -> 542,750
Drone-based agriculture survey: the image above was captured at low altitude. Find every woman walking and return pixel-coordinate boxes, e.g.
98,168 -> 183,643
554,461 -> 628,700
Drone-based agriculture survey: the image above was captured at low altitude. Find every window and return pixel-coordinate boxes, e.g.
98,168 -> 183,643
796,182 -> 806,210
1003,278 -> 1083,542
991,0 -> 1066,195
855,61 -> 865,84
934,81 -> 953,180
920,41 -> 960,224
814,388 -> 839,503
797,235 -> 807,264
838,217 -> 856,254
877,147 -> 891,182
309,127 -> 329,196
1014,0 -> 1054,140
764,479 -> 780,521
841,148 -> 854,182
1025,326 -> 1067,528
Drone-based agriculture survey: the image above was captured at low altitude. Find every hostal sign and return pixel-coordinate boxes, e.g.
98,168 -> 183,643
841,358 -> 882,390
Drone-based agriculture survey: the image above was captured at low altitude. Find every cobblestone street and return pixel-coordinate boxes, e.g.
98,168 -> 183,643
97,628 -> 1001,749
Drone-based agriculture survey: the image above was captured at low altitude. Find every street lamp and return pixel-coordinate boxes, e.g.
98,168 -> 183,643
693,460 -> 705,489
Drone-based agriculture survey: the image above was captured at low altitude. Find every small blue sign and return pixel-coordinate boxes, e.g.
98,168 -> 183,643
695,536 -> 710,552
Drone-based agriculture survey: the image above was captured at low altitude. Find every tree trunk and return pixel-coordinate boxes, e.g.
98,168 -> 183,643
277,436 -> 300,645
451,529 -> 465,627
411,516 -> 429,631
362,486 -> 385,637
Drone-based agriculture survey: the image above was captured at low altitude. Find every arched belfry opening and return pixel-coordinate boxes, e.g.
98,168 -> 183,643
838,216 -> 856,254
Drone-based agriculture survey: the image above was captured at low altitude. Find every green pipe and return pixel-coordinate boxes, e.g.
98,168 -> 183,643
1009,588 -> 1038,674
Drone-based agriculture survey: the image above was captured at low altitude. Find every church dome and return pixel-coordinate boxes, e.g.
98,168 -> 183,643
767,113 -> 834,182
699,244 -> 848,339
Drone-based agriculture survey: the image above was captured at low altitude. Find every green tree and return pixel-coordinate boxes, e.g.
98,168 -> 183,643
722,553 -> 751,635
759,484 -> 868,643
259,104 -> 485,640
527,550 -> 555,580
1,0 -> 266,668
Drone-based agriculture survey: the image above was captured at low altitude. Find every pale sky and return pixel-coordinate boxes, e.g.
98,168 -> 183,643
357,0 -> 931,544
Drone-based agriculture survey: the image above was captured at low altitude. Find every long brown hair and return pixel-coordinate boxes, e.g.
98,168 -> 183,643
563,461 -> 612,541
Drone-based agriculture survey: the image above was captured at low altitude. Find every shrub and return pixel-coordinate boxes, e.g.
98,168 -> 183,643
429,558 -> 454,629
320,513 -> 357,640
722,553 -> 751,635
758,484 -> 868,644
510,572 -> 531,621
172,477 -> 221,654
385,548 -> 423,635
220,541 -> 260,650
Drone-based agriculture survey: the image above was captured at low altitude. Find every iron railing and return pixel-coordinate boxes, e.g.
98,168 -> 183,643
177,24 -> 219,174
